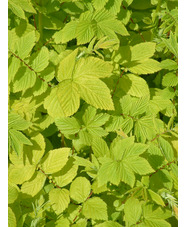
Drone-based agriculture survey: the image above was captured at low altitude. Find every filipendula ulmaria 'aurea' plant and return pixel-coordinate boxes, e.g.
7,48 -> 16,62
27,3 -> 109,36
8,0 -> 178,226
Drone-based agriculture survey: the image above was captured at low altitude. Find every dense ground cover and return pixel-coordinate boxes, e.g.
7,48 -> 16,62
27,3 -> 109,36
8,0 -> 178,226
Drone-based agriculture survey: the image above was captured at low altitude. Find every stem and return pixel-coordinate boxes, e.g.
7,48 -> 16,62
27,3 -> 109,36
9,50 -> 52,88
59,130 -> 67,147
71,191 -> 93,225
33,15 -> 37,30
122,3 -> 146,42
149,160 -> 176,177
39,168 -> 62,189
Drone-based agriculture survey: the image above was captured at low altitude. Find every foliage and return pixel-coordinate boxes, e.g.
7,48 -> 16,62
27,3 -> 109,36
8,0 -> 178,226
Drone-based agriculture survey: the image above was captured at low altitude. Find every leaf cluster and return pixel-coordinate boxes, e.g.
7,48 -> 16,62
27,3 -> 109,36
8,0 -> 178,226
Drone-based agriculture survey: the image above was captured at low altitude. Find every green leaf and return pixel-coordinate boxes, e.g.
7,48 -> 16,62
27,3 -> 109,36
162,72 -> 178,87
55,217 -> 70,227
150,169 -> 173,191
124,197 -> 142,225
105,0 -> 123,15
128,156 -> 154,175
114,43 -> 161,75
8,182 -> 19,204
92,136 -> 110,157
82,105 -> 97,125
54,21 -> 78,44
13,67 -> 36,93
55,117 -> 81,135
8,207 -> 16,227
76,77 -> 114,110
70,177 -> 91,203
71,219 -> 87,227
105,116 -> 126,132
160,59 -> 178,71
158,137 -> 174,162
14,31 -> 36,59
143,204 -> 172,220
76,13 -> 95,45
92,0 -> 109,10
10,134 -> 45,166
126,59 -> 161,75
95,221 -> 123,227
52,158 -> 78,187
123,0 -> 133,7
57,49 -> 78,82
120,95 -> 133,115
98,157 -> 135,187
94,37 -> 118,50
144,219 -> 171,227
130,96 -> 149,116
8,56 -> 20,83
79,106 -> 110,137
148,189 -> 165,206
73,56 -> 113,79
119,74 -> 150,97
44,80 -> 80,118
9,0 -> 25,19
12,0 -> 36,14
8,163 -> 35,184
135,115 -> 156,143
110,137 -> 135,160
143,204 -> 172,227
41,148 -> 70,174
162,32 -> 178,58
30,47 -> 49,72
82,197 -> 108,220
21,171 -> 46,197
78,130 -> 92,146
49,188 -> 70,214
131,42 -> 156,61
121,117 -> 134,134
94,9 -> 129,37
144,144 -> 164,170
74,156 -> 93,168
9,129 -> 32,155
23,133 -> 46,165
8,112 -> 31,130
92,180 -> 108,194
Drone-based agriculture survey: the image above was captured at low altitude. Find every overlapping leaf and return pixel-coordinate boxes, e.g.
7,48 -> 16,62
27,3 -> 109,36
97,137 -> 153,187
113,42 -> 161,75
44,49 -> 114,118
53,9 -> 129,45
